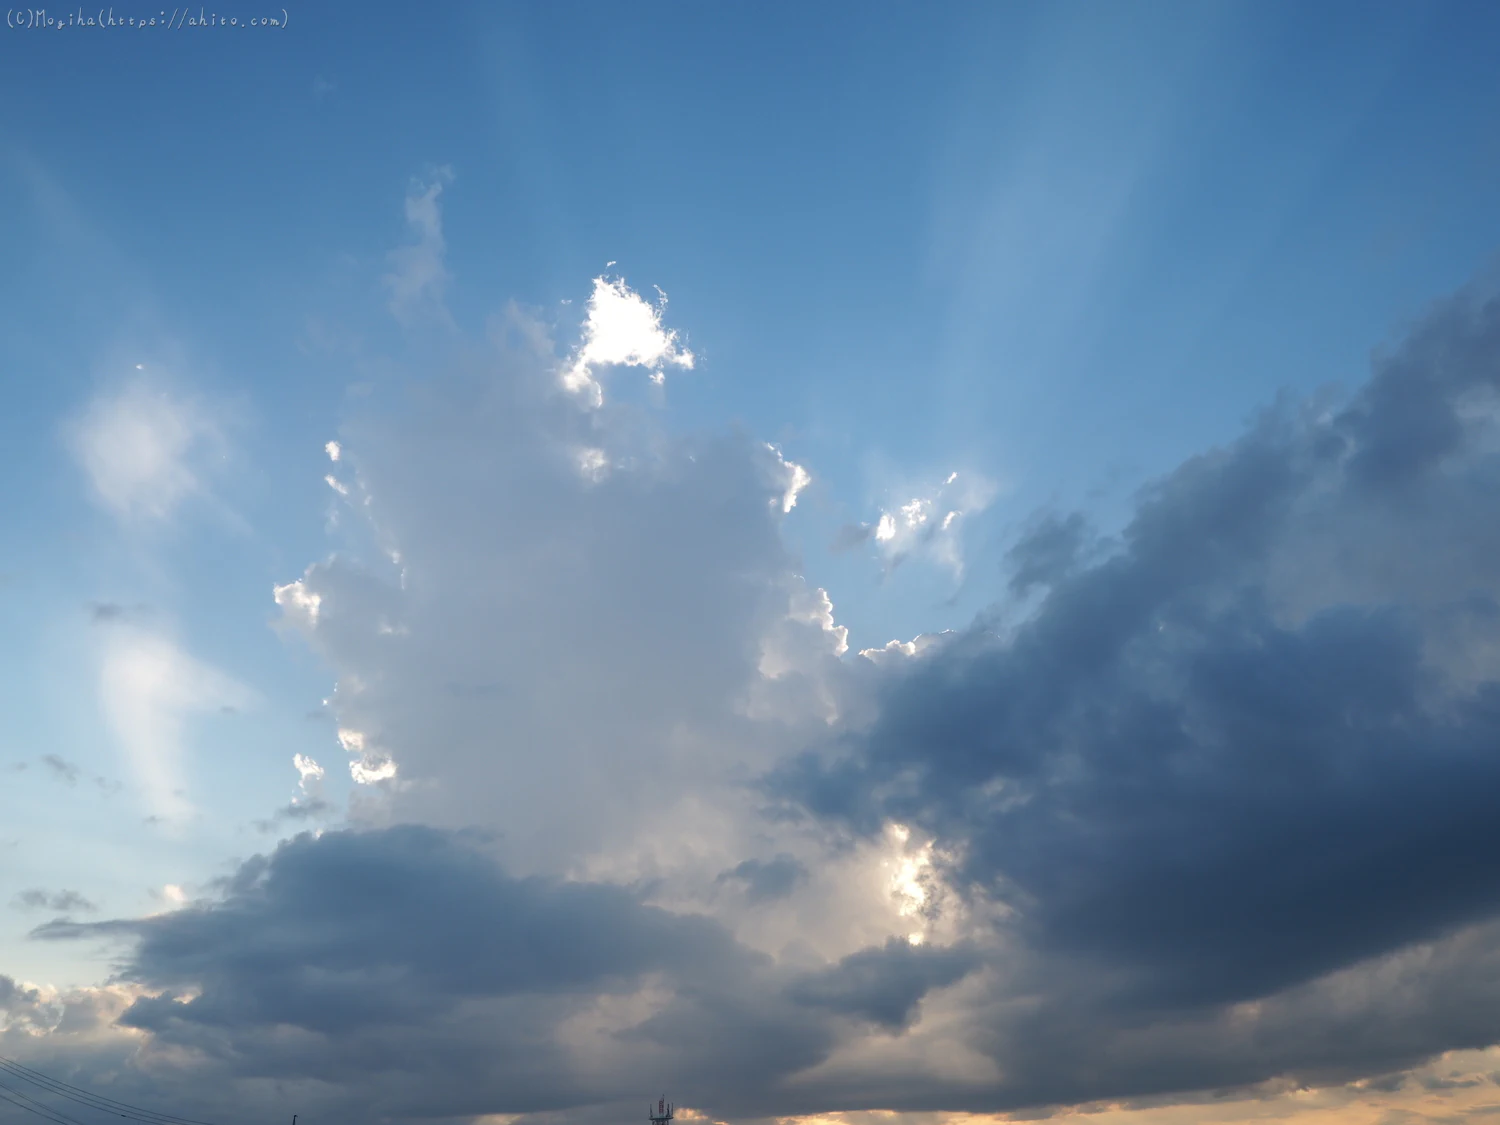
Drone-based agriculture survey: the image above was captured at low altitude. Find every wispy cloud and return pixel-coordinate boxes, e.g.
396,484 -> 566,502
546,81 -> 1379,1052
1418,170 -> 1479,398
98,628 -> 253,824
39,754 -> 80,786
385,167 -> 455,327
10,888 -> 96,913
850,469 -> 998,578
62,376 -> 225,527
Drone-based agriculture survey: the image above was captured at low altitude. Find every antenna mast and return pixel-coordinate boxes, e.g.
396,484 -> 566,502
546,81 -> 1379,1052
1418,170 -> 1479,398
649,1096 -> 674,1125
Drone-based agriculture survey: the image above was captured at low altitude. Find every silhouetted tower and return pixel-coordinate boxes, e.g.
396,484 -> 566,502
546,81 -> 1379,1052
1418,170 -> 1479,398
650,1096 -> 674,1125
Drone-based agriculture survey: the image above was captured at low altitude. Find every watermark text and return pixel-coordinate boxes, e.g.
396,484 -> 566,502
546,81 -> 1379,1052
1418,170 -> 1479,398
7,7 -> 289,29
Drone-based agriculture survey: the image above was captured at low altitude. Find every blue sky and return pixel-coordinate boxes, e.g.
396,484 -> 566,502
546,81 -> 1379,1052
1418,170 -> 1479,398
5,3 -> 1500,1124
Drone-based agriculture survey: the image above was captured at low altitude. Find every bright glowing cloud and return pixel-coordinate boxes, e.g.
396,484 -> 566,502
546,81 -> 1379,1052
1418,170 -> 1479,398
767,443 -> 812,512
293,753 -> 325,797
272,578 -> 322,627
869,469 -> 998,577
561,275 -> 695,406
349,755 -> 397,784
333,726 -> 395,786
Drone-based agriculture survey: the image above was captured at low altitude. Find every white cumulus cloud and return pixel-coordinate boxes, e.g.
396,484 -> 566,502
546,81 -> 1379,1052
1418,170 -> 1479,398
271,299 -> 861,889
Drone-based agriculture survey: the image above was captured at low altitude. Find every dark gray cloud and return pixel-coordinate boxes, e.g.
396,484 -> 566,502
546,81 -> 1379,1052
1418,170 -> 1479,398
38,827 -> 751,1034
28,826 -> 971,1122
1006,511 -> 1091,596
770,279 -> 1500,1104
1423,1075 -> 1486,1091
789,937 -> 979,1030
0,975 -> 40,1010
10,889 -> 96,913
251,799 -> 330,833
30,826 -> 763,1118
716,853 -> 808,903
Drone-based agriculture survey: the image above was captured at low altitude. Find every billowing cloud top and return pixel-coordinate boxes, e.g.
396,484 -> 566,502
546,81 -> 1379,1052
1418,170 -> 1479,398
563,275 -> 696,407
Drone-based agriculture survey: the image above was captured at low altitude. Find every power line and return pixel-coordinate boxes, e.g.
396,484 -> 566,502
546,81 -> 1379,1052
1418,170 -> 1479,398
0,1058 -> 206,1125
0,1057 -> 217,1125
0,1076 -> 91,1125
0,1088 -> 73,1125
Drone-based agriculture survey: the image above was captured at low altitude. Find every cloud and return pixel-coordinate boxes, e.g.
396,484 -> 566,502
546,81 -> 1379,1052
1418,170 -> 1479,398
219,245 -> 987,1119
28,826 -> 933,1122
20,173 -> 1500,1125
385,168 -> 455,327
22,828 -> 991,1122
770,275 -> 1500,1107
716,854 -> 808,904
249,752 -> 329,833
39,754 -> 79,786
62,377 -> 225,526
788,937 -> 980,1031
10,889 -> 96,913
39,828 -> 746,1021
270,290 -> 846,883
0,972 -> 137,1039
252,798 -> 331,834
768,443 -> 812,513
336,726 -> 396,785
292,752 -> 324,796
98,628 -> 254,823
831,521 -> 876,552
1005,510 -> 1092,596
561,275 -> 695,406
865,470 -> 998,579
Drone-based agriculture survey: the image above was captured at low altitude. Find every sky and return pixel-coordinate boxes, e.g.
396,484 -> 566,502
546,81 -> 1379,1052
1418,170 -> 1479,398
4,2 -> 1500,1124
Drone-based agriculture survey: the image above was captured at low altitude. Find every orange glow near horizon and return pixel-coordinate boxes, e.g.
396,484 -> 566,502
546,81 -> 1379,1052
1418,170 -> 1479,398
754,1046 -> 1500,1125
